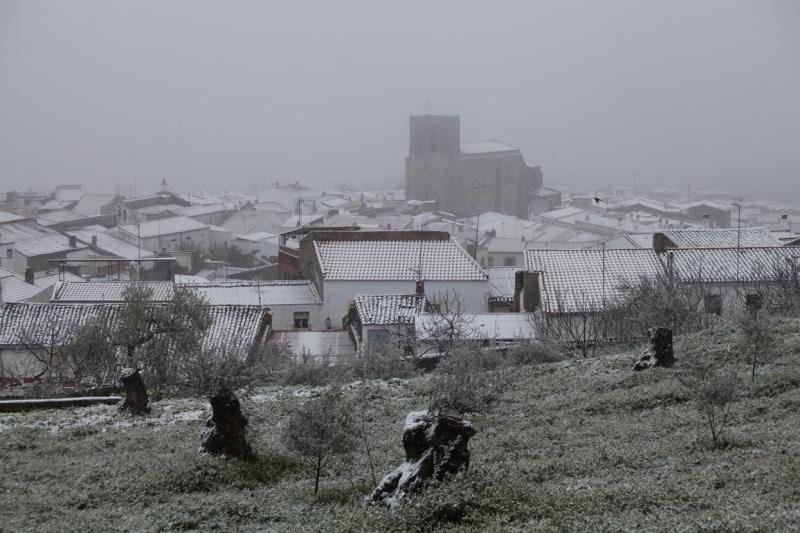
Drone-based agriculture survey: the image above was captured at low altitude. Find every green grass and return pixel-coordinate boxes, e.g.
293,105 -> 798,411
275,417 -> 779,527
2,323 -> 800,531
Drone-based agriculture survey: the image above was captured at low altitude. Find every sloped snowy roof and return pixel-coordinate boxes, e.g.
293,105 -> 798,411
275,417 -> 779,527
119,217 -> 209,238
525,249 -> 665,313
36,210 -> 88,226
72,194 -> 118,216
184,281 -> 321,306
668,247 -> 800,283
353,294 -> 427,325
67,230 -> 155,259
0,302 -> 269,357
0,222 -> 57,244
658,227 -> 781,249
52,281 -> 175,302
0,268 -> 46,303
460,141 -> 519,154
15,234 -> 88,256
315,239 -> 487,281
172,204 -> 235,218
0,211 -> 28,224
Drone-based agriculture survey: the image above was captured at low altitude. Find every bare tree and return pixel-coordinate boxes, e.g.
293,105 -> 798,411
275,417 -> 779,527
15,313 -> 74,393
735,304 -> 777,382
539,288 -> 605,357
614,272 -> 718,340
416,289 -> 477,355
677,361 -> 739,447
283,387 -> 357,494
747,255 -> 800,318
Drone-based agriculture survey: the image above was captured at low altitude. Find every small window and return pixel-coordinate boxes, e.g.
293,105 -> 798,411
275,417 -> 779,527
745,294 -> 763,312
293,311 -> 309,329
185,236 -> 191,240
5,249 -> 12,259
488,257 -> 494,267
503,256 -> 516,267
704,294 -> 722,316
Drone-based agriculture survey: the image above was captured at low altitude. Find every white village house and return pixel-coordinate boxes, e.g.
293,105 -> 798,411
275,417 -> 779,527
297,231 -> 490,325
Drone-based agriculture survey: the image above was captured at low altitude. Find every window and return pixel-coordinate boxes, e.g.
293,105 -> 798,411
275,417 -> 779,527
488,257 -> 494,266
5,249 -> 12,259
704,294 -> 722,316
293,311 -> 309,329
503,256 -> 516,267
745,293 -> 763,312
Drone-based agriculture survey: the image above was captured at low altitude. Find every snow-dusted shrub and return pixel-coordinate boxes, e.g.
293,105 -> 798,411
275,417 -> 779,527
677,360 -> 739,447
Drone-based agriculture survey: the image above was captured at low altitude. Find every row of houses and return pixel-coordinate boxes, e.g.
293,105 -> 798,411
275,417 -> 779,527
1,223 -> 797,387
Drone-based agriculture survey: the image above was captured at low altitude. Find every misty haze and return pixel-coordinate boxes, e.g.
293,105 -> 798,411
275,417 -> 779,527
1,1 -> 799,531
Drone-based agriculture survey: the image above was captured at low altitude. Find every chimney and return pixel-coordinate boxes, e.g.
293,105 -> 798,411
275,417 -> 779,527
68,235 -> 77,248
24,267 -> 34,285
702,214 -> 710,228
415,279 -> 425,295
781,214 -> 791,232
91,235 -> 98,247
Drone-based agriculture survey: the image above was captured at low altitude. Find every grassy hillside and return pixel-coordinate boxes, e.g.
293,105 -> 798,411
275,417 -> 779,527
2,321 -> 800,531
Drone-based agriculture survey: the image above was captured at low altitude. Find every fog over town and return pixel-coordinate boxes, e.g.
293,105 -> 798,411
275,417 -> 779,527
1,1 -> 798,198
1,2 -> 800,531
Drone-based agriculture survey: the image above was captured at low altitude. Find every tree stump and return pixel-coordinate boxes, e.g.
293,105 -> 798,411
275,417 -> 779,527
368,410 -> 475,506
634,327 -> 674,371
199,387 -> 251,458
118,368 -> 150,414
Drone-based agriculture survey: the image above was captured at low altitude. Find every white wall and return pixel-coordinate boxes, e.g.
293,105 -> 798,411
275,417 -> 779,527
322,279 -> 490,326
268,303 -> 324,331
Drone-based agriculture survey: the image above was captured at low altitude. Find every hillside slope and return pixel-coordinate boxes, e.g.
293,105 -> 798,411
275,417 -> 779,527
2,322 -> 799,531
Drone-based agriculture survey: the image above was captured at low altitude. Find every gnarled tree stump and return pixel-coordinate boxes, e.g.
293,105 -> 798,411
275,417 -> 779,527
634,327 -> 674,371
200,387 -> 251,458
369,410 -> 475,506
118,368 -> 150,415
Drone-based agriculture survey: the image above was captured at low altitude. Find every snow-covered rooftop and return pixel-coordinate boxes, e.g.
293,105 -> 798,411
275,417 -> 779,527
15,234 -> 88,256
0,268 -> 45,303
315,238 -> 487,281
353,294 -> 427,325
0,302 -> 269,357
184,281 -> 321,306
0,211 -> 27,224
119,216 -> 209,238
525,248 -> 665,313
269,330 -> 355,358
67,230 -> 155,259
460,141 -> 519,155
52,281 -> 175,302
657,227 -> 782,249
669,247 -> 800,283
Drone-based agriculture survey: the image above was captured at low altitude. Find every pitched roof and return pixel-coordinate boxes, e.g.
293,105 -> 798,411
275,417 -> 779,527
525,249 -> 665,313
72,194 -> 118,216
182,281 -> 321,306
0,302 -> 269,357
0,268 -> 46,303
667,247 -> 800,283
52,281 -> 175,302
657,227 -> 781,249
0,211 -> 28,224
315,238 -> 487,281
67,230 -> 155,259
353,294 -> 427,325
460,141 -> 519,154
15,234 -> 88,256
119,216 -> 209,238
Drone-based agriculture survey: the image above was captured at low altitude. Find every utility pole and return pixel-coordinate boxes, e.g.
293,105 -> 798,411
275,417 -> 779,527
733,202 -> 742,283
473,212 -> 481,260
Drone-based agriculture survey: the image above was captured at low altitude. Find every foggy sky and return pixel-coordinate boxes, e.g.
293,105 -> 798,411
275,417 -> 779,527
1,0 -> 798,199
